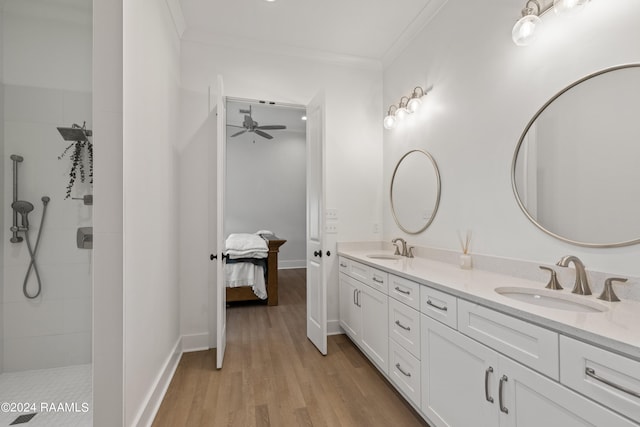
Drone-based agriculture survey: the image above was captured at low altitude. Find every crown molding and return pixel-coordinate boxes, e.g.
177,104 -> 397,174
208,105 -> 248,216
382,0 -> 449,69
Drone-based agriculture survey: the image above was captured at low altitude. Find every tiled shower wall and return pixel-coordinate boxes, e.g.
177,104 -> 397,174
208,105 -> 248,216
2,85 -> 92,371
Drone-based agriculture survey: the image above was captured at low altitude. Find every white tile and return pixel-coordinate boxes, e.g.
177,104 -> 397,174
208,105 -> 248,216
0,364 -> 92,427
3,334 -> 91,372
63,298 -> 92,334
3,85 -> 63,124
3,300 -> 65,338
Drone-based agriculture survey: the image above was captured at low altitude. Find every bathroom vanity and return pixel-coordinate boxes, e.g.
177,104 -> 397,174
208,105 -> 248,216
337,246 -> 640,427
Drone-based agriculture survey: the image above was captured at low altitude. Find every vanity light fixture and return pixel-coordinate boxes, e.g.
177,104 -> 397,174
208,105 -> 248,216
512,0 -> 591,46
383,86 -> 429,130
395,96 -> 411,121
407,87 -> 426,113
383,105 -> 398,130
512,0 -> 545,46
553,0 -> 587,14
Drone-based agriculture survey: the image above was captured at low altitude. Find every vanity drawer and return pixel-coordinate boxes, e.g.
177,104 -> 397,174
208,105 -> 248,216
389,339 -> 421,407
560,336 -> 640,422
338,256 -> 349,274
389,274 -> 420,310
457,299 -> 559,379
340,258 -> 388,294
420,285 -> 457,329
389,297 -> 421,359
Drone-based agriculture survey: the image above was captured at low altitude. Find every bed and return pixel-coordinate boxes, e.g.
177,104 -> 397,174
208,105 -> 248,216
225,233 -> 286,306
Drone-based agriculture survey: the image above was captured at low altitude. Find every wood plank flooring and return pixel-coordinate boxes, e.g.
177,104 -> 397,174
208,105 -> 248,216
152,269 -> 429,427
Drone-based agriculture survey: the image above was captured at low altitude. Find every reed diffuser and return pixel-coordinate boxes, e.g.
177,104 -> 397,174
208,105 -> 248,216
458,230 -> 472,270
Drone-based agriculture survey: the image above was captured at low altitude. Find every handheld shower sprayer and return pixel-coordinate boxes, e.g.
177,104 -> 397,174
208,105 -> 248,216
11,200 -> 34,229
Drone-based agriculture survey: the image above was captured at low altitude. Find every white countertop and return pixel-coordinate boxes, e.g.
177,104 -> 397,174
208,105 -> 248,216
338,247 -> 640,362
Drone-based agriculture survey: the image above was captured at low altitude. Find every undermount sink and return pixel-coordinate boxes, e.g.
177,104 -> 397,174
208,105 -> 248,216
495,287 -> 608,313
366,253 -> 402,260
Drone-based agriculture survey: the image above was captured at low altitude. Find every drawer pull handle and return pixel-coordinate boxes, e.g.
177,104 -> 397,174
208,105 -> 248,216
499,375 -> 509,414
394,286 -> 411,295
395,320 -> 411,331
372,277 -> 384,284
396,363 -> 411,378
427,299 -> 448,311
340,262 -> 347,268
485,367 -> 494,403
585,367 -> 640,398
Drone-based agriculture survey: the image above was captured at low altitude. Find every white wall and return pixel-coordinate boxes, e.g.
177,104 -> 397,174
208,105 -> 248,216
225,130 -> 306,268
383,0 -> 640,280
92,0 -> 124,423
1,0 -> 93,372
123,0 -> 182,425
179,40 -> 384,343
0,3 -> 4,373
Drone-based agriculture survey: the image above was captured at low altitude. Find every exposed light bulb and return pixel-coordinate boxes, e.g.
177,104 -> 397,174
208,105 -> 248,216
512,14 -> 541,46
395,107 -> 409,121
407,97 -> 422,113
553,0 -> 587,14
383,114 -> 397,130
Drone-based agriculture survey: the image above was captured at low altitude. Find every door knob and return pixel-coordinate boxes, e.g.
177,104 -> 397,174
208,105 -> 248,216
210,254 -> 217,260
314,250 -> 322,257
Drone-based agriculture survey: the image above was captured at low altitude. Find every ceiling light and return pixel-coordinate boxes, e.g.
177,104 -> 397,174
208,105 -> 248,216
407,87 -> 425,113
512,0 -> 543,46
301,116 -> 307,121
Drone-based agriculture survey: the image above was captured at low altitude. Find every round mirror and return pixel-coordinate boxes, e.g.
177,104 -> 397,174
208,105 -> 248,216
512,64 -> 640,247
391,149 -> 441,234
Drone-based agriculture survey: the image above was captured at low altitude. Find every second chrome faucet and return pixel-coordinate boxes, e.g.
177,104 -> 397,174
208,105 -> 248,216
392,238 -> 414,258
556,255 -> 592,295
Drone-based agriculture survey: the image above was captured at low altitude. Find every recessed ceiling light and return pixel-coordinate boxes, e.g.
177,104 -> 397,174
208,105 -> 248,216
265,0 -> 276,2
301,116 -> 307,121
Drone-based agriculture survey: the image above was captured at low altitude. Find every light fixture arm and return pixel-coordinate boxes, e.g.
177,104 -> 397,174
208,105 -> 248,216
387,105 -> 398,115
398,96 -> 410,109
521,0 -> 553,17
411,86 -> 425,98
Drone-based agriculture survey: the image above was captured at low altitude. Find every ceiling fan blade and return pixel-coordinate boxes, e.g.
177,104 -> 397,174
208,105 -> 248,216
256,125 -> 286,130
227,124 -> 245,128
254,129 -> 273,139
230,130 -> 247,137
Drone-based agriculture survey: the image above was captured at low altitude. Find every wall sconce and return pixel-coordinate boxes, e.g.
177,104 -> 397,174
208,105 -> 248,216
383,86 -> 428,130
512,0 -> 590,46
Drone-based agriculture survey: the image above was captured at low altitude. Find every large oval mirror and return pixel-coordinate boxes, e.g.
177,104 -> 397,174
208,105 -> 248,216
391,149 -> 441,234
512,64 -> 640,247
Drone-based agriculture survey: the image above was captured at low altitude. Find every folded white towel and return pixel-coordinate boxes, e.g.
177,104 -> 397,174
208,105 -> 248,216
225,233 -> 268,252
226,250 -> 268,260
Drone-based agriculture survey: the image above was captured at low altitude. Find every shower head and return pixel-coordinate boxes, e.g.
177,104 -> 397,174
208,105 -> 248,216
57,126 -> 92,142
12,200 -> 34,229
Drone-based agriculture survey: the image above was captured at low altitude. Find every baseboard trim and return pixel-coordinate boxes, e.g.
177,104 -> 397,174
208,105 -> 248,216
327,319 -> 342,336
182,333 -> 210,353
279,260 -> 306,269
133,336 -> 183,427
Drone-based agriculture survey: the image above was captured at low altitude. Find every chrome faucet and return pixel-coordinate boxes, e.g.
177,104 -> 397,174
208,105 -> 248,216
556,255 -> 592,295
392,238 -> 408,257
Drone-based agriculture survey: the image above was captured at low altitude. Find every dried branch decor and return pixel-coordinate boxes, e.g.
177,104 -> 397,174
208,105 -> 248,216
58,122 -> 93,199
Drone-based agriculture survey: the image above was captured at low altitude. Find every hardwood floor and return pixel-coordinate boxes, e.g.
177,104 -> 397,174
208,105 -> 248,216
152,268 -> 429,427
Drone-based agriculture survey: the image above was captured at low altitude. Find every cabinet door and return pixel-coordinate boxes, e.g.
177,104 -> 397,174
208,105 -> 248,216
339,274 -> 361,341
360,284 -> 389,374
499,355 -> 638,427
421,314 -> 499,427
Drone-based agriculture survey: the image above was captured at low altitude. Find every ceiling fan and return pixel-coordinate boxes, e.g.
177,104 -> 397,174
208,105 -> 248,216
228,105 -> 286,140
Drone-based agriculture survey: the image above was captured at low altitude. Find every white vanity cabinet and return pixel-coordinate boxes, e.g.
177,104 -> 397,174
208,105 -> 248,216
421,314 -> 638,427
338,258 -> 389,374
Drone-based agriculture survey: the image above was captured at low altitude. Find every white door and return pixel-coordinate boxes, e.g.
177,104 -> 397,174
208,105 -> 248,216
421,314 -> 499,427
306,92 -> 327,355
208,76 -> 227,369
360,285 -> 389,372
